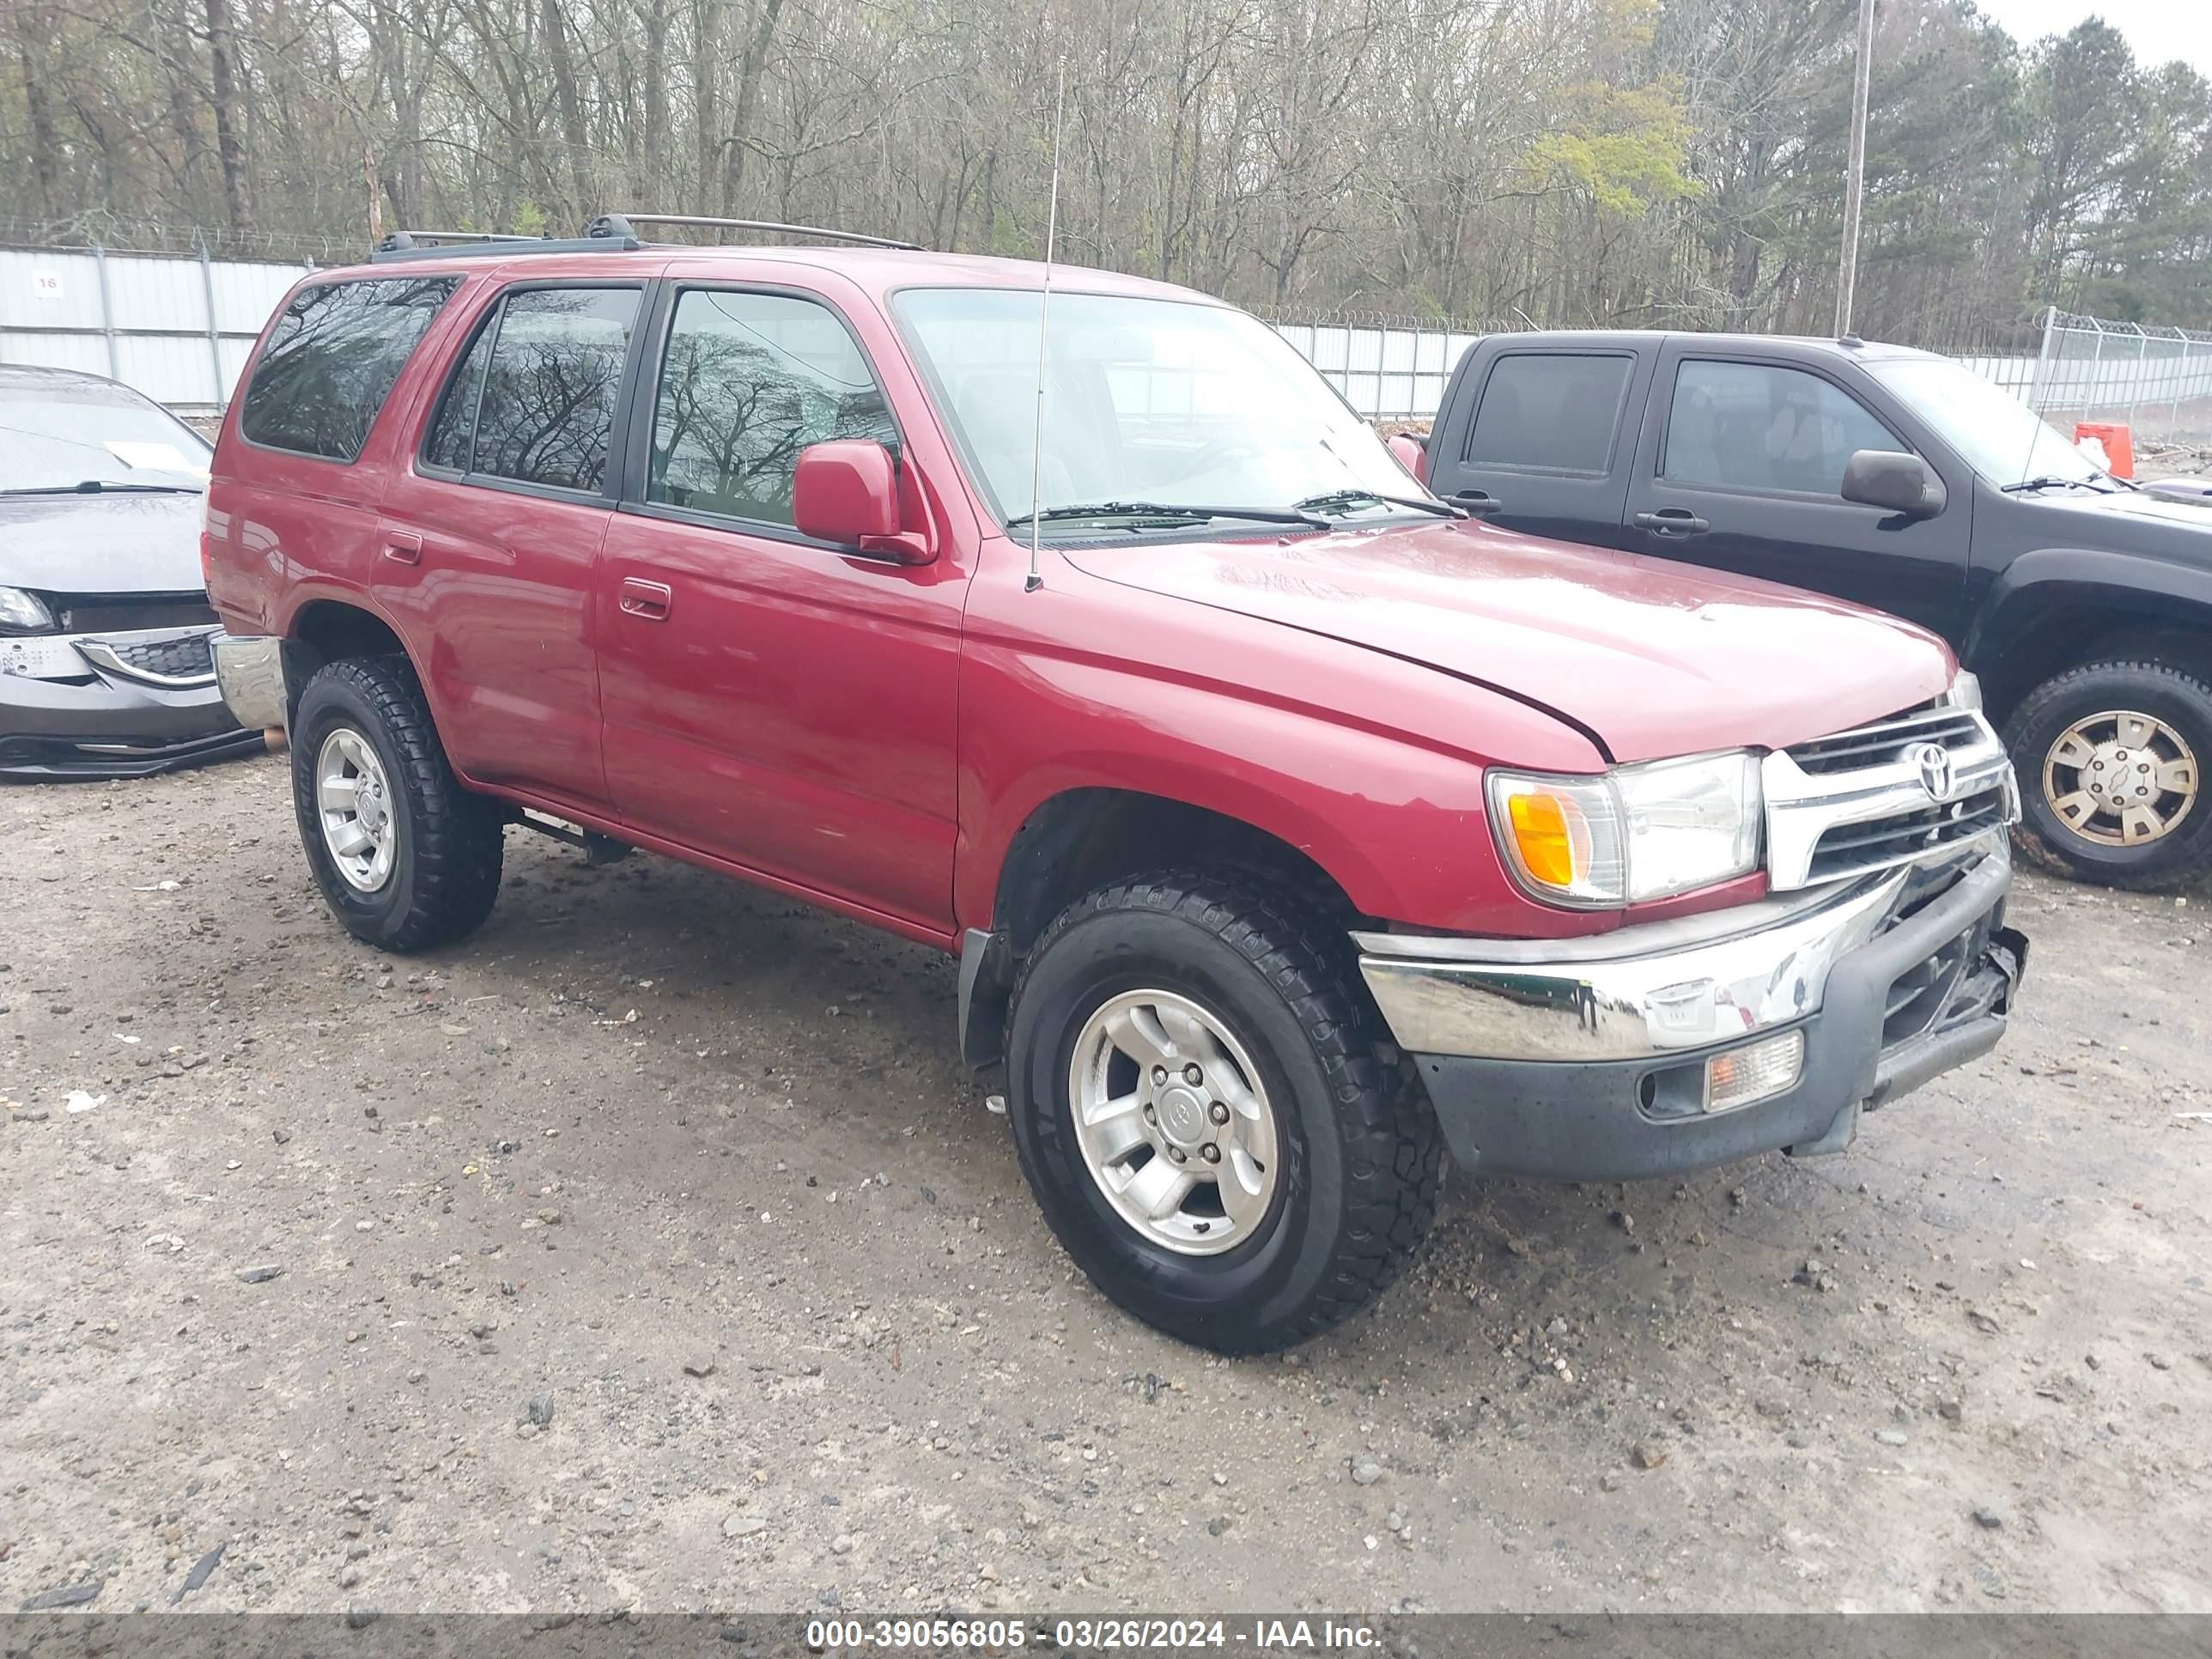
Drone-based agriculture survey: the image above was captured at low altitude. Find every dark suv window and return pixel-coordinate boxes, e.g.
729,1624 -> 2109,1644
1463,353 -> 1632,473
240,276 -> 459,461
1663,360 -> 1905,495
647,289 -> 895,526
423,287 -> 641,494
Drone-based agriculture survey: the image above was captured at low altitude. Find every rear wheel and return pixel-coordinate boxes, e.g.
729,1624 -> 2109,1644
2003,657 -> 2212,890
1005,871 -> 1440,1352
291,655 -> 504,951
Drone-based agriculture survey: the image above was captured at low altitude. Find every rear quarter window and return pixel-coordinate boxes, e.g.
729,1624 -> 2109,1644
1462,352 -> 1633,474
240,276 -> 461,462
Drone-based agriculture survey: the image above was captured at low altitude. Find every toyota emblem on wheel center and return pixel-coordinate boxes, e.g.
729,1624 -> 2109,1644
1912,741 -> 1955,802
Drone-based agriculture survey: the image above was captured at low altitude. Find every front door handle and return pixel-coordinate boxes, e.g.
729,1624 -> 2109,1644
383,531 -> 422,565
1453,489 -> 1504,515
617,578 -> 673,621
1633,508 -> 1710,537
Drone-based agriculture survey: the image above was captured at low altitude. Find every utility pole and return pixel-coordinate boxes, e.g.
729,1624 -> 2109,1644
1835,0 -> 1876,337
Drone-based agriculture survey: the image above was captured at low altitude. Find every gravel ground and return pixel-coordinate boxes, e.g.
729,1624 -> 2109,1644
3,755 -> 2209,1617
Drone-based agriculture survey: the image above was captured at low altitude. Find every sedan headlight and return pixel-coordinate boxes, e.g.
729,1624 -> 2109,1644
0,586 -> 56,635
1488,751 -> 1763,908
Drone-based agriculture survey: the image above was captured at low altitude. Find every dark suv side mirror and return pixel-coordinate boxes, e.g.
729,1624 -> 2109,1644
1841,449 -> 1945,519
793,440 -> 933,563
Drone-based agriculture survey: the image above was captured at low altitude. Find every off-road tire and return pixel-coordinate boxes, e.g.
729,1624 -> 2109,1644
2002,658 -> 2212,892
291,655 -> 504,951
1005,870 -> 1441,1352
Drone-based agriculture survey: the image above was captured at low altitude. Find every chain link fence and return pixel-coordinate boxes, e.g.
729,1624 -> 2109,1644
2027,308 -> 2212,448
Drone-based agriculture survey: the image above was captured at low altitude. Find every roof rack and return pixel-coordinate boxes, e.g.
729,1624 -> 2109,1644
370,228 -> 639,264
585,212 -> 921,252
366,213 -> 917,264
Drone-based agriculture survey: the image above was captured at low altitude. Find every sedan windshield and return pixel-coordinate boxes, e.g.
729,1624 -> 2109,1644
0,386 -> 212,493
1864,356 -> 2101,489
892,289 -> 1426,529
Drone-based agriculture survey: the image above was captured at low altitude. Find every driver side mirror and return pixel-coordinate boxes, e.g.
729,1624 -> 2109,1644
1842,449 -> 1945,519
1387,432 -> 1429,486
792,440 -> 933,563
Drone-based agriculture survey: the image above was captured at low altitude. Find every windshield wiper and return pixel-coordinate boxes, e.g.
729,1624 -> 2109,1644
1999,474 -> 2109,495
1006,500 -> 1331,532
1295,487 -> 1465,520
1,480 -> 203,496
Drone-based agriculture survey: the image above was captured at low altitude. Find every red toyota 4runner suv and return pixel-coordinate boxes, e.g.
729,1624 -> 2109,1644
205,217 -> 2027,1352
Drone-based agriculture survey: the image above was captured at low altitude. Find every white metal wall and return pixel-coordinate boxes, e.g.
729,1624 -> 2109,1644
7,243 -> 2207,445
1268,319 -> 1484,422
0,244 -> 311,413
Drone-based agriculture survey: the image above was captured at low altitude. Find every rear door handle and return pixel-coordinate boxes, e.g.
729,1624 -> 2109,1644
383,531 -> 422,565
1452,489 -> 1504,515
617,578 -> 673,621
1633,508 -> 1709,537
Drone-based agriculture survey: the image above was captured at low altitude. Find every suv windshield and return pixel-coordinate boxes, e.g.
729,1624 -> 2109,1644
1864,356 -> 2100,490
0,384 -> 212,493
892,289 -> 1425,529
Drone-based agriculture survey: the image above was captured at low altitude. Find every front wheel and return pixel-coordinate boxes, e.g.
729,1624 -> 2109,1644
2003,658 -> 2212,891
1005,872 -> 1440,1352
291,655 -> 505,951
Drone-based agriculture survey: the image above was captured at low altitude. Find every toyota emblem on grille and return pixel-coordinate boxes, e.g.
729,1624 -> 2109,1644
1912,741 -> 1955,802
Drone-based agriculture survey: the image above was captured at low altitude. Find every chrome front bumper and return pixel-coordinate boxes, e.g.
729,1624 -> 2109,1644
210,632 -> 289,732
1359,838 -> 2024,1180
1358,836 -> 2011,1065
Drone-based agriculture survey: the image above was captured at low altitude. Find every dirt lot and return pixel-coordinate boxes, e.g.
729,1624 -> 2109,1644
3,755 -> 2208,1618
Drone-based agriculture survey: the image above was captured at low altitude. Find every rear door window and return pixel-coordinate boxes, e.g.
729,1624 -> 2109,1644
240,276 -> 460,461
1462,353 -> 1632,473
1663,360 -> 1906,495
429,287 -> 643,494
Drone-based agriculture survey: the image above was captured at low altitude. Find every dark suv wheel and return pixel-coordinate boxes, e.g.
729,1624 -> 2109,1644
2003,657 -> 2212,890
291,655 -> 505,950
1004,870 -> 1440,1352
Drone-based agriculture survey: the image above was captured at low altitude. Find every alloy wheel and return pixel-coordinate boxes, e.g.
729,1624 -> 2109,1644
1066,988 -> 1281,1256
2041,708 -> 2199,847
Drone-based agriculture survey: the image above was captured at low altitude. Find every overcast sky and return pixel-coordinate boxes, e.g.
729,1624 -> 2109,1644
1972,0 -> 2212,76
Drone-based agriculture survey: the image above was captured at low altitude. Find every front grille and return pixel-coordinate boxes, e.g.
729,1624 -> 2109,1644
1805,786 -> 2009,884
47,592 -> 218,634
1765,696 -> 2016,890
1786,702 -> 1986,775
99,632 -> 216,679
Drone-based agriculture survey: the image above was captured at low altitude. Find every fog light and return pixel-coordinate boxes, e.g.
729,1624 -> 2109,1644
1704,1030 -> 1805,1114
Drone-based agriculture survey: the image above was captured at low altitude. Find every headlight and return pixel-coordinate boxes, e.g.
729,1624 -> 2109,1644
0,586 -> 56,635
1943,670 -> 1982,712
1488,750 -> 1763,907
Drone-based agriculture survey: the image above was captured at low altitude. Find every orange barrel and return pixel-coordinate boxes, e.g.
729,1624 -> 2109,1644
2074,422 -> 2135,478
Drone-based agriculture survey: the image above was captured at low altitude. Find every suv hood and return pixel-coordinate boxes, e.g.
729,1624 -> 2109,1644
0,490 -> 209,596
1066,519 -> 1953,763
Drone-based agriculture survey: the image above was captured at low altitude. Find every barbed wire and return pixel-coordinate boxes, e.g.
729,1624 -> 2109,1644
0,213 -> 349,264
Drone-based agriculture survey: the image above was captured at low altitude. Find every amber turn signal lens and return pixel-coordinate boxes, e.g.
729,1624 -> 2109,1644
1507,791 -> 1579,889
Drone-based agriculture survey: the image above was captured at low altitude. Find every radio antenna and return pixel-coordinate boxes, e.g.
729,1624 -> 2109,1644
1025,56 -> 1066,595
